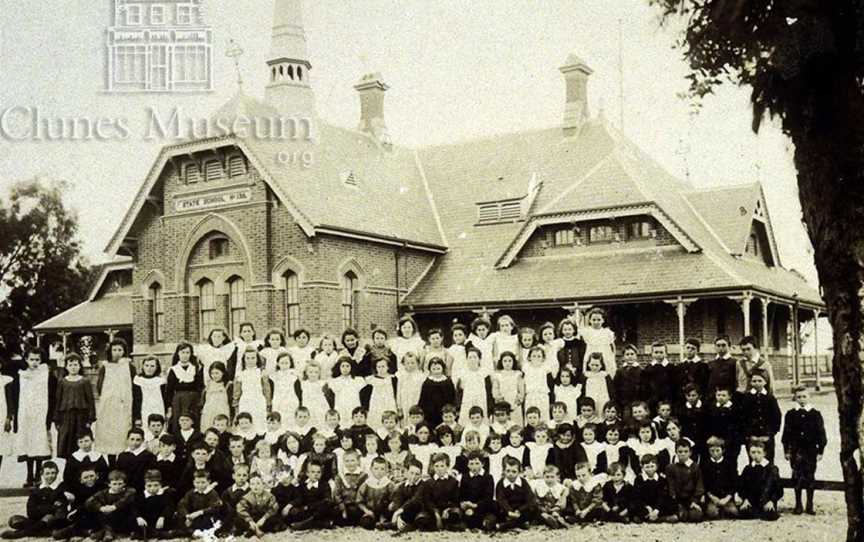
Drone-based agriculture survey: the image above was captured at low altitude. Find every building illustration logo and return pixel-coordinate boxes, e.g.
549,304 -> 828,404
106,0 -> 214,93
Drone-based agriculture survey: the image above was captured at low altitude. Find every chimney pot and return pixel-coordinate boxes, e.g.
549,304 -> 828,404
559,54 -> 593,136
354,72 -> 390,146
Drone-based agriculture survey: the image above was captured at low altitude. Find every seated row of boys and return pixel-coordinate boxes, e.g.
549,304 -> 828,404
1,434 -> 783,541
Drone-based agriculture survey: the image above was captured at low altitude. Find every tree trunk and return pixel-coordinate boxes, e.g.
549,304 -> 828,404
793,96 -> 864,541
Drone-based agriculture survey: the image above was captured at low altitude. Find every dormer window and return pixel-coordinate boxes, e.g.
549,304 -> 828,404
627,220 -> 653,240
554,228 -> 575,246
477,198 -> 524,224
589,224 -> 616,244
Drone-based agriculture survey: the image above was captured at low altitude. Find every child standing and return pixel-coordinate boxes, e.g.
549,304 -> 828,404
552,368 -> 581,422
95,339 -> 134,459
538,322 -> 562,378
365,359 -> 398,431
314,335 -> 340,379
166,342 -> 204,434
197,327 -> 234,384
740,370 -> 781,462
132,356 -> 166,432
298,362 -> 330,430
448,322 -> 469,381
390,316 -> 426,369
782,384 -> 827,514
492,352 -> 525,426
54,354 -> 95,459
614,344 -> 642,419
14,349 -> 56,487
580,308 -> 616,376
396,352 -> 425,426
233,346 -> 272,434
361,329 -> 398,377
259,329 -> 289,376
516,328 -> 537,372
643,342 -> 673,411
421,329 -> 454,376
457,348 -> 490,427
556,319 -> 585,381
200,361 -> 232,431
288,329 -> 315,378
418,359 -> 456,429
328,357 -> 365,429
270,353 -> 299,421
467,317 -> 495,376
581,352 -> 614,414
523,347 -> 553,422
490,315 -> 519,366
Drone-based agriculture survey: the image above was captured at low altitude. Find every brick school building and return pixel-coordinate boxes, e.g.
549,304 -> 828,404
34,0 -> 823,379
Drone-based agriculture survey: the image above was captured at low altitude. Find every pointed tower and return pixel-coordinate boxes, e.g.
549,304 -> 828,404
265,0 -> 317,118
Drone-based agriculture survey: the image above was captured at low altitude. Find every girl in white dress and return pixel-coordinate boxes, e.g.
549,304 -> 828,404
259,329 -> 289,376
447,322 -> 469,381
365,358 -> 398,430
233,346 -> 270,433
133,356 -> 166,430
581,353 -> 613,415
467,317 -> 495,376
539,322 -> 562,378
313,335 -> 340,379
231,323 -> 263,379
288,329 -> 316,378
95,339 -> 134,457
492,351 -> 524,425
517,327 -> 537,370
396,352 -> 425,426
327,357 -> 365,429
491,314 -> 520,364
522,346 -> 552,422
270,352 -> 300,423
15,350 -> 54,486
457,348 -> 489,426
197,327 -> 234,384
581,308 -> 617,376
200,361 -> 231,431
390,315 -> 425,366
299,361 -> 330,430
552,368 -> 582,421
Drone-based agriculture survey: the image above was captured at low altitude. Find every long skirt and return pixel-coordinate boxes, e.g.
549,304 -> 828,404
56,409 -> 90,458
170,391 -> 202,433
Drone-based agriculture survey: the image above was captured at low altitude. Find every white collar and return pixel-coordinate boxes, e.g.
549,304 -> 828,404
686,400 -> 703,409
124,446 -> 145,456
366,475 -> 391,489
306,480 -> 319,489
468,469 -> 486,477
750,388 -> 768,395
795,404 -> 813,411
716,401 -> 733,408
432,473 -> 450,481
650,359 -> 669,367
173,364 -> 196,383
181,428 -> 195,438
72,450 -> 103,462
751,459 -> 770,467
716,353 -> 732,360
572,478 -> 596,491
710,457 -> 724,464
681,459 -> 694,468
158,453 -> 176,462
144,488 -> 165,498
684,356 -> 702,363
230,483 -> 249,492
40,479 -> 62,490
641,473 -> 659,481
503,477 -> 523,488
750,352 -> 761,363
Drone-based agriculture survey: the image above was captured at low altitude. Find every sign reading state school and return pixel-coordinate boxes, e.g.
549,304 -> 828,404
174,188 -> 251,213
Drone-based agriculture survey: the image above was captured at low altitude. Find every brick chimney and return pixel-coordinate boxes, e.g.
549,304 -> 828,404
354,72 -> 390,146
559,53 -> 593,136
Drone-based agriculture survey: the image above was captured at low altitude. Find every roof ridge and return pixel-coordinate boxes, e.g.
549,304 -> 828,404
413,150 -> 448,247
683,182 -> 761,194
415,126 -> 560,151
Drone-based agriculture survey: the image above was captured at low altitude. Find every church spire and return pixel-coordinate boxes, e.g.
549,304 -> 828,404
265,0 -> 317,118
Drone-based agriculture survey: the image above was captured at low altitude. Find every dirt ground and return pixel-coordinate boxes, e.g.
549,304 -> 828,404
0,492 -> 848,541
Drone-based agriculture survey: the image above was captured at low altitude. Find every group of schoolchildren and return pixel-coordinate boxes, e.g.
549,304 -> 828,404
0,309 -> 829,539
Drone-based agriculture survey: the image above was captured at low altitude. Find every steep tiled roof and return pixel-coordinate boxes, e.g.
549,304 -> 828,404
404,118 -> 823,308
33,295 -> 132,332
684,183 -> 761,255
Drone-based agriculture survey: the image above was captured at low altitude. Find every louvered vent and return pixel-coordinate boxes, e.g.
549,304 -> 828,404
228,155 -> 246,177
342,171 -> 358,187
184,163 -> 201,184
476,198 -> 524,224
205,160 -> 223,181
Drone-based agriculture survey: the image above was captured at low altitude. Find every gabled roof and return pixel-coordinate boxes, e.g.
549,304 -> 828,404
106,92 -> 447,256
404,118 -> 822,308
684,183 -> 759,254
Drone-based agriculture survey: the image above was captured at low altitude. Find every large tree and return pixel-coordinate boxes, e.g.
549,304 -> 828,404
647,0 -> 864,539
0,179 -> 94,360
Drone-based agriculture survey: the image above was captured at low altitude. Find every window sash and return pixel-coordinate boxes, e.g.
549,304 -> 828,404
198,280 -> 216,341
151,286 -> 164,342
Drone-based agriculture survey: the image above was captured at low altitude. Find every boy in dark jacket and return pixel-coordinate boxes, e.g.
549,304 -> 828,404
665,440 -> 704,522
678,384 -> 707,458
1,462 -> 69,540
545,423 -> 587,481
707,335 -> 737,398
235,474 -> 284,536
701,436 -> 738,519
154,434 -> 183,485
782,384 -> 828,515
417,453 -> 462,531
613,344 -> 642,419
458,450 -> 496,531
706,386 -> 741,458
356,457 -> 393,529
642,343 -> 673,411
390,460 -> 425,532
601,462 -> 636,522
738,441 -> 782,521
285,461 -> 333,530
176,470 -> 222,536
52,467 -> 103,540
740,370 -> 781,462
219,464 -> 250,535
495,457 -> 538,530
632,455 -> 675,522
85,470 -> 137,540
673,338 -> 710,398
333,449 -> 367,526
134,470 -> 176,540
115,429 -> 156,494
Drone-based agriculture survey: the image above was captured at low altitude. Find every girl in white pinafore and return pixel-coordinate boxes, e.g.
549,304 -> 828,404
259,329 -> 289,376
96,341 -> 134,455
270,352 -> 299,422
581,308 -> 617,376
491,315 -> 520,365
539,322 -> 562,378
396,352 -> 425,426
492,352 -> 525,426
467,317 -> 495,376
197,327 -> 234,384
299,362 -> 329,430
234,347 -> 270,434
15,363 -> 52,461
390,316 -> 426,366
457,349 -> 489,426
366,358 -> 398,430
133,357 -> 166,429
327,357 -> 365,429
522,346 -> 552,422
313,335 -> 341,379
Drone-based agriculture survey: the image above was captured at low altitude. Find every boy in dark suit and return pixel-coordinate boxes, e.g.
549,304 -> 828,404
738,441 -> 782,521
613,344 -> 642,419
458,450 -> 496,531
285,461 -> 333,530
176,470 -> 223,536
632,455 -> 675,522
134,470 -> 176,540
495,457 -> 538,530
701,436 -> 738,519
665,440 -> 704,523
706,386 -> 741,460
1,462 -> 69,539
545,423 -> 587,481
389,460 -> 425,532
417,453 -> 461,531
707,336 -> 737,399
740,370 -> 781,462
642,342 -> 673,411
115,428 -> 156,494
782,384 -> 827,514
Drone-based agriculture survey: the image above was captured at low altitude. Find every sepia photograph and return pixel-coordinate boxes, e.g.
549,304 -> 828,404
0,0 -> 857,541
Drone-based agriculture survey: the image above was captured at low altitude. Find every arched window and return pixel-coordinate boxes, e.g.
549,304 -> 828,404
284,271 -> 300,334
341,271 -> 358,330
198,279 -> 216,341
228,277 -> 246,338
150,283 -> 164,343
208,237 -> 230,259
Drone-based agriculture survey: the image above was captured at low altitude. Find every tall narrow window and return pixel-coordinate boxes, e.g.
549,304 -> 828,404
284,271 -> 300,334
150,283 -> 164,343
228,277 -> 246,338
342,272 -> 358,330
198,279 -> 216,341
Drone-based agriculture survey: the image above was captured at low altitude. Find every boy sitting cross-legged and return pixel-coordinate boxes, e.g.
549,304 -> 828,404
565,462 -> 603,524
495,456 -> 539,530
665,440 -> 704,523
235,473 -> 285,536
738,440 -> 782,521
133,470 -> 176,540
458,450 -> 497,531
416,453 -> 462,531
701,436 -> 739,519
286,461 -> 334,530
356,456 -> 393,530
84,470 -> 137,541
632,454 -> 676,523
2,462 -> 69,540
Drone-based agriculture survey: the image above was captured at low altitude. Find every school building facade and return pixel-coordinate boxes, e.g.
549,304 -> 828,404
35,0 -> 825,381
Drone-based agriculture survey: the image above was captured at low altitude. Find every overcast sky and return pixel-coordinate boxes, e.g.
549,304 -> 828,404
0,0 -> 816,287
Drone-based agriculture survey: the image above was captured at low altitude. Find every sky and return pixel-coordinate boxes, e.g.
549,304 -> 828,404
0,0 -> 816,284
